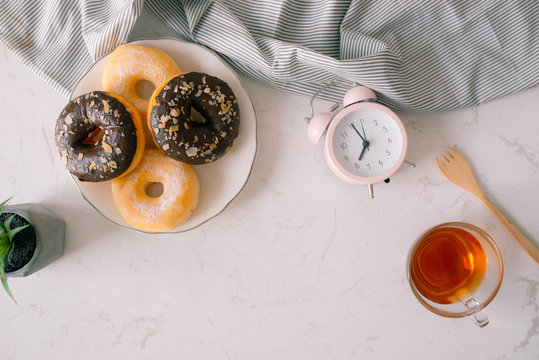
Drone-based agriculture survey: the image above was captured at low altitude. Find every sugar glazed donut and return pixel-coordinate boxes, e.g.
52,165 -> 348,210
102,44 -> 181,136
148,72 -> 240,165
111,149 -> 200,232
55,91 -> 145,182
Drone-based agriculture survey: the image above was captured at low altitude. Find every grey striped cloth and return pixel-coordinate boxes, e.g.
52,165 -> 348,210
1,0 -> 537,111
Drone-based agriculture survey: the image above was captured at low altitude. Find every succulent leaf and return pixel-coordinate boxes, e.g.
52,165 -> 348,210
0,197 -> 12,215
0,198 -> 19,303
6,243 -> 15,263
0,276 -> 16,304
0,255 -> 16,303
3,214 -> 15,233
7,224 -> 29,241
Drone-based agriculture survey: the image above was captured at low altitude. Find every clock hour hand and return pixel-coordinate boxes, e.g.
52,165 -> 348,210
359,144 -> 368,161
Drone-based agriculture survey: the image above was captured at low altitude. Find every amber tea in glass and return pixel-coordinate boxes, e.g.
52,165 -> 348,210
409,226 -> 487,304
407,222 -> 503,327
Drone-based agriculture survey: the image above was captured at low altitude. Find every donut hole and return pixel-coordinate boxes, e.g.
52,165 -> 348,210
189,107 -> 207,125
135,79 -> 156,100
82,127 -> 105,145
145,181 -> 164,198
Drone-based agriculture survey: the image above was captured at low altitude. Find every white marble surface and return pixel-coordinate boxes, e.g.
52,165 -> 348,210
1,31 -> 539,359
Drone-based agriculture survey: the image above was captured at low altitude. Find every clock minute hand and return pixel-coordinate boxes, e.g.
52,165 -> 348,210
360,121 -> 370,150
350,123 -> 366,142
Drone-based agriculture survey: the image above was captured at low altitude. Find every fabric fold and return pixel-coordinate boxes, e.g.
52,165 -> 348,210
0,0 -> 142,97
1,0 -> 537,110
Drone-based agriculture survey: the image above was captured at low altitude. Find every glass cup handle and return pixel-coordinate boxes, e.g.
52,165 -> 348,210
457,290 -> 489,327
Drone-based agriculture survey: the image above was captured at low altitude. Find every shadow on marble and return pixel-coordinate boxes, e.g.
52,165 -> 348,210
36,200 -> 117,258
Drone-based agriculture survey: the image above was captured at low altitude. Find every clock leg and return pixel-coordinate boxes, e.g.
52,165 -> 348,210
368,184 -> 374,199
404,160 -> 416,167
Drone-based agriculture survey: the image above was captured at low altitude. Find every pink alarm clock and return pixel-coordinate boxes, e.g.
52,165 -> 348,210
306,83 -> 413,198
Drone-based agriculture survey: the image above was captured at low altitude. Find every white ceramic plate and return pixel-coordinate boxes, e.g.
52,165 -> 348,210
70,38 -> 257,233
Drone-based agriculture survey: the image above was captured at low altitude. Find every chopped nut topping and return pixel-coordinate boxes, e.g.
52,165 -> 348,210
186,147 -> 198,157
163,143 -> 170,151
78,153 -> 84,160
102,142 -> 113,153
220,103 -> 231,114
103,100 -> 110,113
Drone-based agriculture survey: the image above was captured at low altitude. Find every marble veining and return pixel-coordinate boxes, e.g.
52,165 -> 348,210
515,276 -> 539,351
497,135 -> 539,172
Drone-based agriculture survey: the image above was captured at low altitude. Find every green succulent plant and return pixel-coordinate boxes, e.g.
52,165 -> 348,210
0,198 -> 29,303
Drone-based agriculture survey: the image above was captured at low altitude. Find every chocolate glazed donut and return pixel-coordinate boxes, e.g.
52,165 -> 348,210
149,72 -> 240,165
55,91 -> 141,182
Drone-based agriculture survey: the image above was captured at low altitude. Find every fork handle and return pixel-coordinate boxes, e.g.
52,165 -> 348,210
478,195 -> 539,265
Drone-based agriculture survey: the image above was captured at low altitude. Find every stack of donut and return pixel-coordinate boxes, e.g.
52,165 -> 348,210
54,44 -> 240,232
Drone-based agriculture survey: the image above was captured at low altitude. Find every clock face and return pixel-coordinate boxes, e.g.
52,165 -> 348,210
328,106 -> 405,180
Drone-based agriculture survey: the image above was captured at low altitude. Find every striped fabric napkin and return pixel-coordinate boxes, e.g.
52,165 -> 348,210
1,0 -> 537,111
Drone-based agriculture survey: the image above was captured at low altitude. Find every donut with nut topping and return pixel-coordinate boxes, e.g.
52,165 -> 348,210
148,72 -> 240,164
55,91 -> 145,182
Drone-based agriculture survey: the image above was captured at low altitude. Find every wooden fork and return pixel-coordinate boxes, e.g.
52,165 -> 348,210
436,147 -> 539,265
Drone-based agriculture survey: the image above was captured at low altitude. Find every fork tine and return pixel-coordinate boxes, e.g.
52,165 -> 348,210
446,147 -> 460,159
435,157 -> 445,168
438,150 -> 450,164
442,149 -> 454,161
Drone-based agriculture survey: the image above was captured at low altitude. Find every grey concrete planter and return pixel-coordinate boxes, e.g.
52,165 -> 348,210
4,204 -> 65,277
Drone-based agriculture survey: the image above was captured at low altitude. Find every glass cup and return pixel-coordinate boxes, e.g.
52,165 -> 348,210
407,222 -> 503,327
